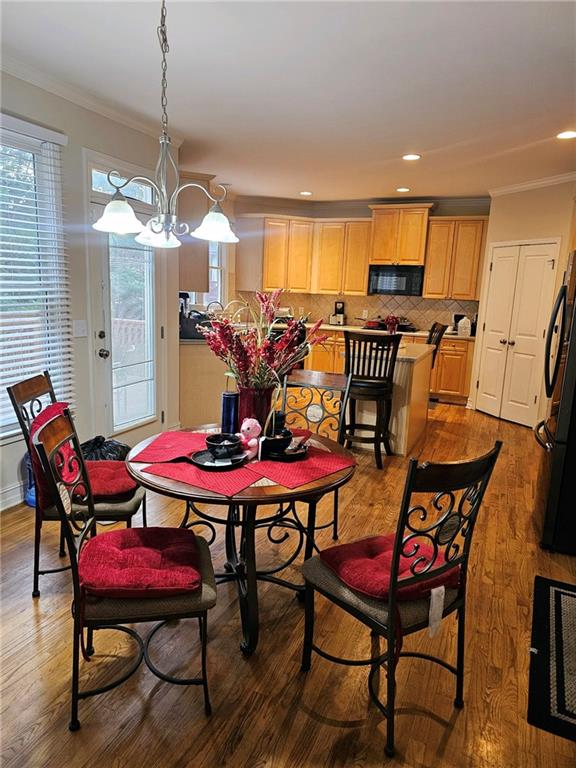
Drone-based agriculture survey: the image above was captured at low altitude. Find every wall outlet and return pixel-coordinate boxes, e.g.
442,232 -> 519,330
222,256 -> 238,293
298,306 -> 305,317
361,309 -> 369,319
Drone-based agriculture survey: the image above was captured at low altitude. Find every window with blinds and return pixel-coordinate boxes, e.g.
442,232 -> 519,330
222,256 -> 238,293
0,127 -> 73,436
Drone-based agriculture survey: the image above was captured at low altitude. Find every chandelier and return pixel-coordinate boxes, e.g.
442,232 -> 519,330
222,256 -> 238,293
93,0 -> 238,247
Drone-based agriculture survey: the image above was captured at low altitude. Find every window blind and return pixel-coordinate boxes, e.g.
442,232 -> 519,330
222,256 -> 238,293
0,127 -> 74,436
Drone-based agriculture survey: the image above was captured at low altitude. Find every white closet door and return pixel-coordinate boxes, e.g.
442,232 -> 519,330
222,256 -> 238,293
476,246 -> 519,417
499,244 -> 557,426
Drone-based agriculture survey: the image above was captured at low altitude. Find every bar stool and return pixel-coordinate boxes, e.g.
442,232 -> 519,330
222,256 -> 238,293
426,322 -> 448,367
342,331 -> 402,469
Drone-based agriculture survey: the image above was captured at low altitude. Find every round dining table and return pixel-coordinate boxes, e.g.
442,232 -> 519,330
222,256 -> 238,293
126,432 -> 355,655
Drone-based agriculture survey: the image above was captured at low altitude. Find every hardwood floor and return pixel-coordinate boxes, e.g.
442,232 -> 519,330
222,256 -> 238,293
1,405 -> 575,767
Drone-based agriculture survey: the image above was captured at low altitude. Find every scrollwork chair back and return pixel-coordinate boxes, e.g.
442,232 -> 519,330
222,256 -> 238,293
6,370 -> 57,443
389,441 -> 502,612
32,410 -> 97,594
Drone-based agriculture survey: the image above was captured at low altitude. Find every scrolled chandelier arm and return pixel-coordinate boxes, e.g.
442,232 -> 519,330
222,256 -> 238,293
92,0 -> 238,247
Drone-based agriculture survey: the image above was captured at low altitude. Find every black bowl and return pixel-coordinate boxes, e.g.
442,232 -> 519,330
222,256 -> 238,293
205,433 -> 242,460
261,429 -> 293,457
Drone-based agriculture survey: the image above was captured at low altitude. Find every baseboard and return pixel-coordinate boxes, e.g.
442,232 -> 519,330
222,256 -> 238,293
0,480 -> 25,512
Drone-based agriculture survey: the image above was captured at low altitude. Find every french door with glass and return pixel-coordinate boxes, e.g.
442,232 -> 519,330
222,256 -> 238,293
89,201 -> 164,438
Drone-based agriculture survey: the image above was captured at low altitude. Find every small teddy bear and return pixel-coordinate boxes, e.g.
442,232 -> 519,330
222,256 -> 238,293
238,417 -> 262,460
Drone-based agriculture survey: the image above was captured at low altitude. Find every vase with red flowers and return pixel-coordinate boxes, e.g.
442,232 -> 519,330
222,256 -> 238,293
200,290 -> 327,431
384,314 -> 399,334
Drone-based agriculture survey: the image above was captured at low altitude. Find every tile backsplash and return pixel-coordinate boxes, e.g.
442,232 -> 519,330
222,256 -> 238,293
238,291 -> 478,331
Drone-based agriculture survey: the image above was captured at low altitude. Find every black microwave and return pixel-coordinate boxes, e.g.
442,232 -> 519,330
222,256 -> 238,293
367,265 -> 424,296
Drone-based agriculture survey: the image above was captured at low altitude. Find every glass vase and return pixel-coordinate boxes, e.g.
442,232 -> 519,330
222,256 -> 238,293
237,387 -> 275,429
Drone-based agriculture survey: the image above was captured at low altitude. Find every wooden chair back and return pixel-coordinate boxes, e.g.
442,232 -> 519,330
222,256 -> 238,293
426,323 -> 448,367
32,409 -> 96,593
388,441 -> 502,610
343,331 -> 402,384
6,370 -> 57,443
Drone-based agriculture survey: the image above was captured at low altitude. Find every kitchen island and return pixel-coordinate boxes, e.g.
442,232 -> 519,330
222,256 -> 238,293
180,335 -> 434,457
350,342 -> 434,457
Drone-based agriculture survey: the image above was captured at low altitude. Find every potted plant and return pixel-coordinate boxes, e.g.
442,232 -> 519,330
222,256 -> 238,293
200,290 -> 327,429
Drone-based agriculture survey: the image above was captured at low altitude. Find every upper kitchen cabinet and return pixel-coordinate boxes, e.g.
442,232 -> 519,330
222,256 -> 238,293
342,221 -> 372,294
422,217 -> 487,300
178,171 -> 212,291
311,222 -> 346,294
369,204 -> 433,265
262,218 -> 290,291
235,215 -> 313,292
286,220 -> 314,292
311,220 -> 372,295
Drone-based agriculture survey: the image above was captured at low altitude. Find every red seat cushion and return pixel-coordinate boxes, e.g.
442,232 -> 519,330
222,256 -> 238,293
79,527 -> 202,598
84,460 -> 137,502
319,533 -> 460,601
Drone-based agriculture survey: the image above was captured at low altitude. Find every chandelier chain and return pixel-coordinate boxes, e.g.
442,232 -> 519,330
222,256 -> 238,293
157,0 -> 169,135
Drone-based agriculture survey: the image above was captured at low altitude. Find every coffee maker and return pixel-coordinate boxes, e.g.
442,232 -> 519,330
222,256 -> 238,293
329,301 -> 346,326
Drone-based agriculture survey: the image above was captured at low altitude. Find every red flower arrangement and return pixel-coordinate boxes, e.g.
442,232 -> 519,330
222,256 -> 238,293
200,290 -> 327,389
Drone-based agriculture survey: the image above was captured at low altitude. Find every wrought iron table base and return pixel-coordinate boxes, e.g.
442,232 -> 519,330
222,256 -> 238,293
181,499 -> 319,655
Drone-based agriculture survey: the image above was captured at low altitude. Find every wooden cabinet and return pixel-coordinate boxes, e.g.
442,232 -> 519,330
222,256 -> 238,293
423,217 -> 486,300
311,220 -> 372,295
178,172 -> 211,291
286,220 -> 313,292
237,216 -> 312,293
311,223 -> 346,294
430,338 -> 473,400
342,221 -> 372,295
305,332 -> 345,373
262,219 -> 290,291
370,204 -> 433,265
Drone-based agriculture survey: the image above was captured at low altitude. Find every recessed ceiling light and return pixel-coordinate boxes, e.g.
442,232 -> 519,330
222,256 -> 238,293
402,154 -> 421,161
557,130 -> 576,140
396,187 -> 410,193
299,191 -> 313,196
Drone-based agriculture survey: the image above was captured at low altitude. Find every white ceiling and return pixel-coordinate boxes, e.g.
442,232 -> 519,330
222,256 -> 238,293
2,1 -> 575,199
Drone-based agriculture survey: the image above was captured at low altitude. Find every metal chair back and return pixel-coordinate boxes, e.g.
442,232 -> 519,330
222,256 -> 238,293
388,441 -> 502,611
6,370 -> 57,443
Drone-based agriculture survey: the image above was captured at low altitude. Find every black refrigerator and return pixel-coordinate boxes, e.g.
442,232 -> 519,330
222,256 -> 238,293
535,250 -> 576,554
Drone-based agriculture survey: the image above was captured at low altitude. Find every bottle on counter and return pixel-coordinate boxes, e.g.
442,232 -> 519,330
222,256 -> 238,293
457,316 -> 471,337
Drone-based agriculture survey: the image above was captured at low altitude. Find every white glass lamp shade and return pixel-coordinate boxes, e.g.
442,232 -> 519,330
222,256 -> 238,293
92,191 -> 144,234
190,203 -> 239,244
135,223 -> 182,249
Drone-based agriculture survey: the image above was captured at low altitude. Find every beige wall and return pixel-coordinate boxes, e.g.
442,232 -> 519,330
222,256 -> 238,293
470,180 -> 576,414
485,181 -> 576,278
1,72 -> 180,509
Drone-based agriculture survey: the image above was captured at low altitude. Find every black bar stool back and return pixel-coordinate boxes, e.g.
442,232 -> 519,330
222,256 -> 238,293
342,331 -> 402,469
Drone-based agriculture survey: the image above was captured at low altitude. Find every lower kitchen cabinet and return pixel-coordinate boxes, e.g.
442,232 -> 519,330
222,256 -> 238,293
305,332 -> 344,373
430,338 -> 473,401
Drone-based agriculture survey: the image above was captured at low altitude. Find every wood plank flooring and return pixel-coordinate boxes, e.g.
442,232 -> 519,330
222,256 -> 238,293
1,404 -> 575,767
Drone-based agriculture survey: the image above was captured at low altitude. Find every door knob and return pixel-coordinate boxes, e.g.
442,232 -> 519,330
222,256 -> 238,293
98,348 -> 110,359
499,339 -> 507,345
508,340 -> 516,346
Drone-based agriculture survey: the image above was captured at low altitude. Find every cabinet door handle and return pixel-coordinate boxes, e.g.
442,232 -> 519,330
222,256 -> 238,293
508,340 -> 516,346
499,339 -> 507,345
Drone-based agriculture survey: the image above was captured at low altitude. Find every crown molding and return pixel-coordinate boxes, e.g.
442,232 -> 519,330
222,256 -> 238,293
1,53 -> 183,148
489,172 -> 576,197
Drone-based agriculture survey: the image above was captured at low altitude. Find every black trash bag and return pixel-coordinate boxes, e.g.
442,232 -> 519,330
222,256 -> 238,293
80,435 -> 131,461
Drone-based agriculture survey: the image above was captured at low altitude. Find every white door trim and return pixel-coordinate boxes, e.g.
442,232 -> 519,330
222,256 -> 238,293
468,237 -> 561,420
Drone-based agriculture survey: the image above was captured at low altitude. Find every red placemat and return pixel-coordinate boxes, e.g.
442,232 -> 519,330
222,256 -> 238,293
132,432 -> 209,463
143,462 -> 257,497
246,447 -> 355,489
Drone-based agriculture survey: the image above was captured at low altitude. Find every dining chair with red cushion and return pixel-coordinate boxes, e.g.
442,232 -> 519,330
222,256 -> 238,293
33,409 -> 216,731
7,371 -> 147,598
300,441 -> 502,758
